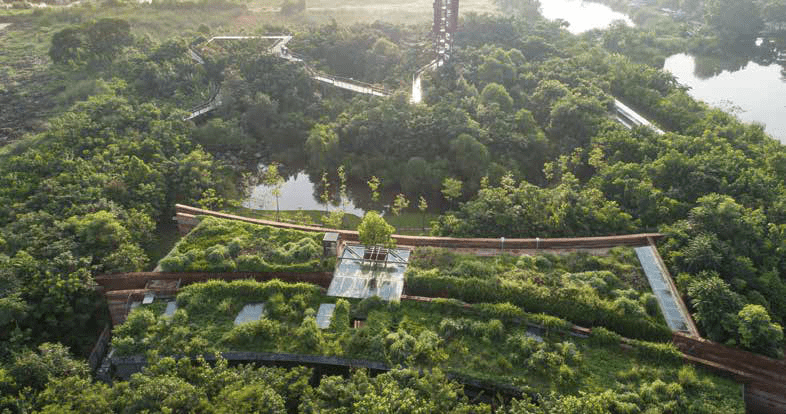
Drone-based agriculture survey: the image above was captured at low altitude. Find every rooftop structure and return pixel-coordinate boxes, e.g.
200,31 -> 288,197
327,245 -> 410,301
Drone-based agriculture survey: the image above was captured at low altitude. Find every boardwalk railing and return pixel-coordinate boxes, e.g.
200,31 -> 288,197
174,204 -> 663,250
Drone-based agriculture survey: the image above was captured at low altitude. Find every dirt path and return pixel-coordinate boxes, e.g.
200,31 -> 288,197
0,23 -> 11,32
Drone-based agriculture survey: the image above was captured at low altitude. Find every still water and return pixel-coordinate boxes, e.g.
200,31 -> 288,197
663,53 -> 786,144
243,171 -> 367,216
539,0 -> 633,33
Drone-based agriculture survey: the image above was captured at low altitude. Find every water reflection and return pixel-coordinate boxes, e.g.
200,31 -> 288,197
243,170 -> 367,217
539,0 -> 633,34
663,48 -> 786,143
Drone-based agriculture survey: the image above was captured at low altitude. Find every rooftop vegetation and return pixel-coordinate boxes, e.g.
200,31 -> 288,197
406,247 -> 671,341
158,216 -> 334,273
112,279 -> 743,413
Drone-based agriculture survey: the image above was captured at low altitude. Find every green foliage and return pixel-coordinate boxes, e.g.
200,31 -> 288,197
434,173 -> 635,238
49,19 -> 133,65
357,211 -> 395,247
301,368 -> 489,413
221,319 -> 283,349
406,248 -> 670,341
8,343 -> 90,393
329,299 -> 351,335
104,278 -> 743,412
391,193 -> 409,216
687,274 -> 744,343
736,304 -> 784,358
158,217 -> 330,273
704,0 -> 763,41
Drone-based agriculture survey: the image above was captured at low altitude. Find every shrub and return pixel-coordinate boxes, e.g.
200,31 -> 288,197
221,319 -> 282,349
677,365 -> 699,388
589,326 -> 622,346
293,312 -> 324,354
329,299 -> 351,335
629,340 -> 683,364
157,217 -> 327,273
406,270 -> 671,341
506,333 -> 540,364
206,245 -> 230,263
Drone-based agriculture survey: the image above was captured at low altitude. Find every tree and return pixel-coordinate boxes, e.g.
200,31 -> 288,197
8,343 -> 90,392
737,304 -> 784,358
442,177 -> 463,208
306,124 -> 340,172
320,171 -> 331,215
84,19 -> 133,61
215,383 -> 287,414
479,82 -> 514,112
704,0 -> 763,41
687,275 -> 743,342
49,28 -> 85,65
418,196 -> 428,232
391,194 -> 409,216
34,376 -> 112,414
763,0 -> 786,30
338,165 -> 348,212
449,134 -> 490,182
357,211 -> 395,247
367,176 -> 381,203
263,164 -> 285,221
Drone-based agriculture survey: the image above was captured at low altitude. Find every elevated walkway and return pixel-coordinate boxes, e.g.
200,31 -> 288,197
614,99 -> 665,135
185,35 -> 389,120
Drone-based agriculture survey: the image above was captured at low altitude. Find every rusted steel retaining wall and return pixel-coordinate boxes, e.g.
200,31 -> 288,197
95,271 -> 333,292
674,332 -> 786,413
99,272 -> 333,325
174,204 -> 663,250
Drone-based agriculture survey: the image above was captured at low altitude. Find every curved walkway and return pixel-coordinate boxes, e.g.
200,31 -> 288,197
185,35 -> 390,119
184,36 -> 666,135
174,204 -> 663,250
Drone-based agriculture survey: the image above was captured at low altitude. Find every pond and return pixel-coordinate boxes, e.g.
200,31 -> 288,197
663,51 -> 786,144
539,0 -> 633,34
243,171 -> 367,217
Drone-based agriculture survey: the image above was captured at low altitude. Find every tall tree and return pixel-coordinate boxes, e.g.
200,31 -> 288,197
263,164 -> 285,221
357,212 -> 395,247
704,0 -> 763,41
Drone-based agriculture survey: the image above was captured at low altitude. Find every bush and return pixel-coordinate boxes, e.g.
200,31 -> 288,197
589,326 -> 622,346
221,319 -> 282,349
329,299 -> 351,335
406,270 -> 672,341
629,340 -> 683,364
157,217 -> 329,273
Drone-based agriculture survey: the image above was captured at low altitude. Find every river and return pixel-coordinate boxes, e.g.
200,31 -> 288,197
539,0 -> 633,34
540,1 -> 786,144
663,52 -> 786,144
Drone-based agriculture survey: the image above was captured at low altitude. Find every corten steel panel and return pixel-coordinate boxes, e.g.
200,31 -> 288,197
175,203 -> 663,250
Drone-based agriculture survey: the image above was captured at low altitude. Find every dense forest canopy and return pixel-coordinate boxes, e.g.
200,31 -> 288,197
0,0 -> 784,410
